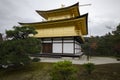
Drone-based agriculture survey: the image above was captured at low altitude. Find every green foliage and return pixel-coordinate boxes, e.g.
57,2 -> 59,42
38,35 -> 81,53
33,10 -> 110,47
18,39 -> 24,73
0,26 -> 41,67
112,24 -> 120,35
83,63 -> 95,75
0,40 -> 28,65
32,57 -> 41,62
112,24 -> 120,57
0,38 -> 41,66
50,60 -> 77,80
6,26 -> 37,39
82,24 -> 120,57
0,63 -> 120,80
96,34 -> 114,56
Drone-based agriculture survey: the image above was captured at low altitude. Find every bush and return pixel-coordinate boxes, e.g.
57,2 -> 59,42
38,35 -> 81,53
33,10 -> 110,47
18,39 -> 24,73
83,63 -> 95,75
50,60 -> 77,80
32,57 -> 40,62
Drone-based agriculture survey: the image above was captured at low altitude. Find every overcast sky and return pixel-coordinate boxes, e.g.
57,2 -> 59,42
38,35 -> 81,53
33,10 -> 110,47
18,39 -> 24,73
0,0 -> 120,36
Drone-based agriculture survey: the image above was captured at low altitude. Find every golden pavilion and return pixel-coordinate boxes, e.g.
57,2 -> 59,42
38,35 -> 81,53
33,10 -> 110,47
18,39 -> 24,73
19,3 -> 88,56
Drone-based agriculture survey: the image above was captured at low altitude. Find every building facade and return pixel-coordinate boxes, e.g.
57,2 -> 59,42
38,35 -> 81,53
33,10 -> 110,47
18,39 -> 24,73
19,3 -> 88,55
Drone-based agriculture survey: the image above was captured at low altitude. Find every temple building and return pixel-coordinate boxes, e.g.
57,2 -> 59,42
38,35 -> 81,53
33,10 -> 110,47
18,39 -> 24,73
19,3 -> 88,55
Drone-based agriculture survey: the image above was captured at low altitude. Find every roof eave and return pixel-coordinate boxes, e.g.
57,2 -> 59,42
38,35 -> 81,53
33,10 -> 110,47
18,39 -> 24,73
36,2 -> 80,19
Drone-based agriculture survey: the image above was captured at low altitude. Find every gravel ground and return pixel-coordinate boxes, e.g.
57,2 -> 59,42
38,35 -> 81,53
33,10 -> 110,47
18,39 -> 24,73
39,55 -> 120,65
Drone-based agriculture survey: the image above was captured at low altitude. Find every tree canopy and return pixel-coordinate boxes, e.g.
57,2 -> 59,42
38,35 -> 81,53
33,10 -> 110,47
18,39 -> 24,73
82,24 -> 120,57
6,26 -> 37,39
0,26 -> 41,67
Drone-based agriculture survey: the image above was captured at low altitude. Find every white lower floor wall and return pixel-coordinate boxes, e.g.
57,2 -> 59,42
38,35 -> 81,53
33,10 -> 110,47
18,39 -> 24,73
53,42 -> 82,54
63,43 -> 73,53
75,43 -> 82,54
53,43 -> 74,53
53,43 -> 62,53
41,37 -> 83,54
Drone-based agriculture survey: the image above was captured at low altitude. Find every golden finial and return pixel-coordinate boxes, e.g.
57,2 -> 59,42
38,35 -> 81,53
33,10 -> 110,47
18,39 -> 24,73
61,4 -> 65,8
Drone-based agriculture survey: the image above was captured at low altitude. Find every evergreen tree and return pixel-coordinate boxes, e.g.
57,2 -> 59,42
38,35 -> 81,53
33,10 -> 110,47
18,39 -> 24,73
0,26 -> 41,67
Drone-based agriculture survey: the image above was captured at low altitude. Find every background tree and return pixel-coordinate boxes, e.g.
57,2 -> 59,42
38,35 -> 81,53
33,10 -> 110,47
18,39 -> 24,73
112,24 -> 120,57
81,36 -> 98,58
0,26 -> 41,67
82,23 -> 120,57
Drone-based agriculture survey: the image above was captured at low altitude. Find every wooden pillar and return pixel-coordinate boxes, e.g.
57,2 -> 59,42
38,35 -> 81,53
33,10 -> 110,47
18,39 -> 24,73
51,38 -> 53,53
73,37 -> 75,54
62,38 -> 64,54
41,38 -> 43,53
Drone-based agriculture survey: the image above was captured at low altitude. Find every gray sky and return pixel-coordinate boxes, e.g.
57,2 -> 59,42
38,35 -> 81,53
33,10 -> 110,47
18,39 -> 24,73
0,0 -> 120,36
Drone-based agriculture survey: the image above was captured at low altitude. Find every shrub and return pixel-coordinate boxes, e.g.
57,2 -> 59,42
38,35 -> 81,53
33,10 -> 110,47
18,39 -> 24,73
50,60 -> 77,80
32,57 -> 40,62
83,62 -> 95,75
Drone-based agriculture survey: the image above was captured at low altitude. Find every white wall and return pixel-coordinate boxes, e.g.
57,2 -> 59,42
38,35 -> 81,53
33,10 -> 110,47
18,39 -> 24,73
63,43 -> 73,53
75,43 -> 82,54
53,42 -> 74,54
42,39 -> 82,54
53,43 -> 62,53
